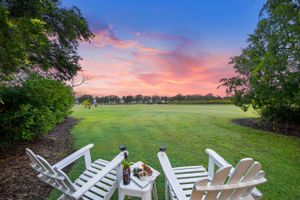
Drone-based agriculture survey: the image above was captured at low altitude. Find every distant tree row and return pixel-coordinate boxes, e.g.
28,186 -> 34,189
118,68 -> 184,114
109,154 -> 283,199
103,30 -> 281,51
76,93 -> 231,105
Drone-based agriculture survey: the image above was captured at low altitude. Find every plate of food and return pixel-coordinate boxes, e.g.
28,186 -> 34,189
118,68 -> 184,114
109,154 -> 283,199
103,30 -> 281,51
130,161 -> 160,188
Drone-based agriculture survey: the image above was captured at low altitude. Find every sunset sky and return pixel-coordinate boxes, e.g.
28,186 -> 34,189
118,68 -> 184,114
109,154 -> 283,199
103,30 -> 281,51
63,0 -> 265,97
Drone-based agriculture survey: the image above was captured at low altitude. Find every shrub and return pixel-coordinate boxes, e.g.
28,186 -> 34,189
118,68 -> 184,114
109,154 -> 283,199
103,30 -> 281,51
0,75 -> 74,150
82,99 -> 91,108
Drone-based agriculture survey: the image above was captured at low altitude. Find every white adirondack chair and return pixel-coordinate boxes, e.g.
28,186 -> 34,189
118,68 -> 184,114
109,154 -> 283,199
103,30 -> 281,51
26,144 -> 128,200
157,147 -> 267,200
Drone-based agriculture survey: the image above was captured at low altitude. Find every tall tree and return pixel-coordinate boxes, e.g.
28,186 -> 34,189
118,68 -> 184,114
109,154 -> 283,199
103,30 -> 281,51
0,0 -> 93,81
77,95 -> 93,104
220,0 -> 300,123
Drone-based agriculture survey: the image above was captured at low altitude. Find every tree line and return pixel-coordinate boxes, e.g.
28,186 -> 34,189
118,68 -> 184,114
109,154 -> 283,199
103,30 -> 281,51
76,94 -> 232,105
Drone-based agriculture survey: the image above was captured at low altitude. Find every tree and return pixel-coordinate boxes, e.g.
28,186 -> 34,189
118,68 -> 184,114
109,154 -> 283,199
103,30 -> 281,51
82,99 -> 90,108
124,95 -> 134,104
135,94 -> 143,103
69,73 -> 91,88
0,0 -> 94,81
220,0 -> 300,123
173,93 -> 184,101
77,95 -> 93,103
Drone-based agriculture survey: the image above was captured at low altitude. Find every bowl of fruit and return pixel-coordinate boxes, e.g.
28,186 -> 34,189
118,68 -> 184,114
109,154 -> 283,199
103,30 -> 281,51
142,163 -> 153,176
132,163 -> 153,181
139,171 -> 148,181
133,167 -> 142,178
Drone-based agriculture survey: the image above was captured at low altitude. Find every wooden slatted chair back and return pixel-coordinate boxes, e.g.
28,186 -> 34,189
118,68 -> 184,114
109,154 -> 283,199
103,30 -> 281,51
26,148 -> 48,173
190,158 -> 267,200
26,148 -> 76,197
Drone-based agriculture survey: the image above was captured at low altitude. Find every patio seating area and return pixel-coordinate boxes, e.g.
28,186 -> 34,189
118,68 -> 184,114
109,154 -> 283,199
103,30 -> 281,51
27,144 -> 267,200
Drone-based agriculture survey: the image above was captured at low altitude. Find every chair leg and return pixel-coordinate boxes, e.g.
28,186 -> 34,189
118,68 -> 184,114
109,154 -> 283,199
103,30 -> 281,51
165,177 -> 169,200
142,191 -> 152,200
118,190 -> 126,200
152,181 -> 158,200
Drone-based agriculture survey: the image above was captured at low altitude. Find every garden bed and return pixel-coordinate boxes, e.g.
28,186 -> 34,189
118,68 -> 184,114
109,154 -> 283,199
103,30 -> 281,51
0,117 -> 77,200
233,118 -> 300,137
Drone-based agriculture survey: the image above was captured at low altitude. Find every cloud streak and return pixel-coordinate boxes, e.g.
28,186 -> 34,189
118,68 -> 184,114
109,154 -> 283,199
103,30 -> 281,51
75,26 -> 235,96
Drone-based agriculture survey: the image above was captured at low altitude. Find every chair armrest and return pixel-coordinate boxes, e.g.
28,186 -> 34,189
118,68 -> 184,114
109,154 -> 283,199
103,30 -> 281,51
71,151 -> 126,200
206,149 -> 230,168
157,152 -> 188,200
206,149 -> 231,178
53,144 -> 94,170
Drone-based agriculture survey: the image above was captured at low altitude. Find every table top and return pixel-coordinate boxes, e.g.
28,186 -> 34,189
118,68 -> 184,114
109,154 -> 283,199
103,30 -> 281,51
119,161 -> 160,192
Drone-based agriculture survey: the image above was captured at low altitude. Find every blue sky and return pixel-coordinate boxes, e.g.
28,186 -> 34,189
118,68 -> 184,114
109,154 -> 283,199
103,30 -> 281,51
62,0 -> 265,96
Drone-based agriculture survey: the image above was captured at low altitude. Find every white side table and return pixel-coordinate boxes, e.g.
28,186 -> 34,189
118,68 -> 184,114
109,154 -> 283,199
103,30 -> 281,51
118,179 -> 153,200
118,161 -> 159,200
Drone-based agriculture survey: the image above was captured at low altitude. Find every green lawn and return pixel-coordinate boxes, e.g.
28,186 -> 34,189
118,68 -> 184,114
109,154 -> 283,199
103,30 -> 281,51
48,105 -> 300,199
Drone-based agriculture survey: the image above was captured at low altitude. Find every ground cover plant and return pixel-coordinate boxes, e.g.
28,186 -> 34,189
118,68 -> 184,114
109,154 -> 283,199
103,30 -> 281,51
48,105 -> 300,200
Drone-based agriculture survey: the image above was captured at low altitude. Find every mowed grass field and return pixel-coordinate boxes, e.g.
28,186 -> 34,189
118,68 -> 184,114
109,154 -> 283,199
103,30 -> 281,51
48,105 -> 300,200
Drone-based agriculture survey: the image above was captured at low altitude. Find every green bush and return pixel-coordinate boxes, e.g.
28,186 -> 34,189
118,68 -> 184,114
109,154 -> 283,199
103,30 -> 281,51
0,75 -> 74,150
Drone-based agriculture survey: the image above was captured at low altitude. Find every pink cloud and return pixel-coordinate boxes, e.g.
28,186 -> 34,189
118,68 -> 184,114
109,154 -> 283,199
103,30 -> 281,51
75,29 -> 235,97
92,29 -> 168,55
138,73 -> 162,85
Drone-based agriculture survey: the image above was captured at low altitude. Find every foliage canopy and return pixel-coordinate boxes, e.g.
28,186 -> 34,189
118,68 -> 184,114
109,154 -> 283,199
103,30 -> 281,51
0,0 -> 94,81
220,0 -> 300,123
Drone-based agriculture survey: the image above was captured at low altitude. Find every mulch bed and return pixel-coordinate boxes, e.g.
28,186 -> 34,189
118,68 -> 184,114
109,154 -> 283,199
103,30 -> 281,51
0,117 -> 78,200
233,118 -> 300,137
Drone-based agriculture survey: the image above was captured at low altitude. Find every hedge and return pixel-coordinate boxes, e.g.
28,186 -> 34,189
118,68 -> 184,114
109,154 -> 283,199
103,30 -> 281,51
0,75 -> 74,151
